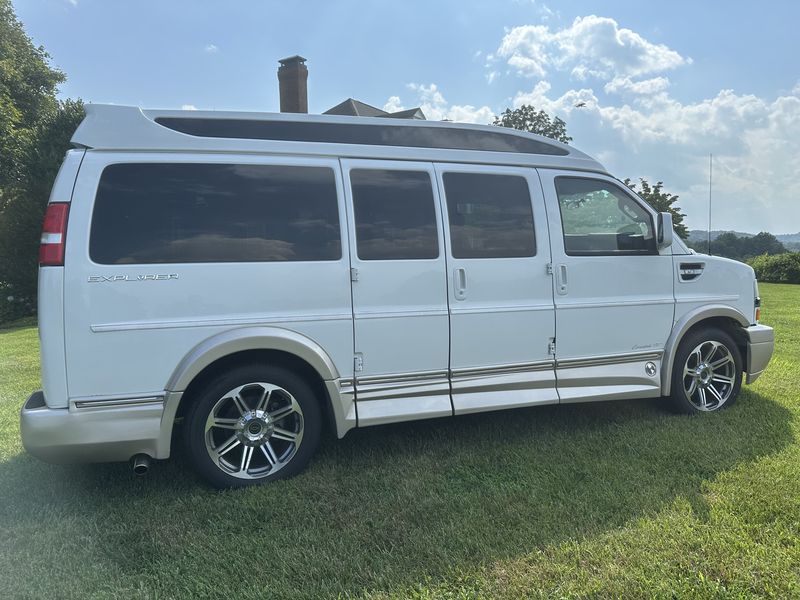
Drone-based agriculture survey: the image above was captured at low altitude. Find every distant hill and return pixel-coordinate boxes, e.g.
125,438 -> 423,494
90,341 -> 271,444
688,230 -> 800,244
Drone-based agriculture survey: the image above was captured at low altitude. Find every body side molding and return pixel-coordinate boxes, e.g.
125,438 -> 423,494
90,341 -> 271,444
661,305 -> 749,396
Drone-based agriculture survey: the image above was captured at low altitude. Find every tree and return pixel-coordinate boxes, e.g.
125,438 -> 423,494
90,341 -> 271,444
0,0 -> 83,321
686,231 -> 787,261
493,105 -> 572,143
0,0 -> 65,191
623,178 -> 689,241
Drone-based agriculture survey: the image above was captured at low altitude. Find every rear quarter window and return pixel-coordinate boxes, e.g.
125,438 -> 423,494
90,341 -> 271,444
89,163 -> 341,264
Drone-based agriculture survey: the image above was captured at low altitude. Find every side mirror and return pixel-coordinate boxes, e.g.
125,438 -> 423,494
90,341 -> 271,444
657,212 -> 674,249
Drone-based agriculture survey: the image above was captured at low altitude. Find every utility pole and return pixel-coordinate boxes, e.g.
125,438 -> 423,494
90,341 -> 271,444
707,153 -> 713,255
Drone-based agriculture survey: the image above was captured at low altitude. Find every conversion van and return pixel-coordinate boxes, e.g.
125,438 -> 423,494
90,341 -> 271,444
21,105 -> 774,488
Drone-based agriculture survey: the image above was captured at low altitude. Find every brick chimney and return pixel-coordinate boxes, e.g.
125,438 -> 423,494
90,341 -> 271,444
277,55 -> 308,113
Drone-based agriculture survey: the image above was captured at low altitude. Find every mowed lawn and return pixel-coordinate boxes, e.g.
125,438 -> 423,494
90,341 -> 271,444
1,285 -> 799,599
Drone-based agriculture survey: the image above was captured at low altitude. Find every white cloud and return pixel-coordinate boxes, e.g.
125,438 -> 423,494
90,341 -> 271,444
392,83 -> 494,123
382,96 -> 405,113
497,16 -> 689,81
67,0 -> 78,5
604,76 -> 670,95
181,104 -> 197,110
204,44 -> 219,53
513,79 -> 800,232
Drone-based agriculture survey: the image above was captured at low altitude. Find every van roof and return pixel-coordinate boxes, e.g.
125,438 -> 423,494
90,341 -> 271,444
72,104 -> 607,173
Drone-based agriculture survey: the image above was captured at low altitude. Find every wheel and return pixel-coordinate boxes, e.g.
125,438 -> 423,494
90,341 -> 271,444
184,364 -> 321,488
667,327 -> 743,414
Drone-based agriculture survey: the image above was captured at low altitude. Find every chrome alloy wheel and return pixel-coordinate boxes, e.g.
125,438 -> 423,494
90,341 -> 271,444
682,340 -> 737,411
204,382 -> 304,479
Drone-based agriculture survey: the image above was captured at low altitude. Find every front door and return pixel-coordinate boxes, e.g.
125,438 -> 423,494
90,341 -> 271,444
341,160 -> 452,426
539,169 -> 675,402
435,164 -> 558,414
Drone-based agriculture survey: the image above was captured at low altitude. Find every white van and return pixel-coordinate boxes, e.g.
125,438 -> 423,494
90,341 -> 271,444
21,105 -> 774,488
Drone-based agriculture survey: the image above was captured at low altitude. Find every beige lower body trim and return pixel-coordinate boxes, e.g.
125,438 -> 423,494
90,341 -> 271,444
451,361 -> 558,415
556,351 -> 663,403
354,370 -> 452,427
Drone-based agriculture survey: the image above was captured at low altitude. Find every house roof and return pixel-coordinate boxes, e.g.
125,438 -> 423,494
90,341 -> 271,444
324,98 -> 426,120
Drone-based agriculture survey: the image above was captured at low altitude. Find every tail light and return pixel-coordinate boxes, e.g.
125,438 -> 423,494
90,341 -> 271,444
39,203 -> 70,266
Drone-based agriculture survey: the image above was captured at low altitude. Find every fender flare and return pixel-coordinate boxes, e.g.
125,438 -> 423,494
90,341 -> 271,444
661,305 -> 749,396
165,326 -> 341,392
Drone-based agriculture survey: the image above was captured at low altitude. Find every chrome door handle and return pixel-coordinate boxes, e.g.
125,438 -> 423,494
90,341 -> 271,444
454,267 -> 467,300
556,264 -> 568,295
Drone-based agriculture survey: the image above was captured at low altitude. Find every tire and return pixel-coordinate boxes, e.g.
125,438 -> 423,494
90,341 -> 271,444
183,364 -> 321,489
667,327 -> 743,414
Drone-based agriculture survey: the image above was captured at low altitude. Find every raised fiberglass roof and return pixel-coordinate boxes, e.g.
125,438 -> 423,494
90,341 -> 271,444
71,105 -> 607,173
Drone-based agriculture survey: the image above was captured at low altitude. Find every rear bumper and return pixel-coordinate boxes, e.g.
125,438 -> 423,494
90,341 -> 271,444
744,324 -> 774,384
20,391 -> 177,464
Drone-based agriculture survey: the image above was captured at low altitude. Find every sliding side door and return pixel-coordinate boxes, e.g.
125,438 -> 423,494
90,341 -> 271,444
435,164 -> 557,414
341,160 -> 452,426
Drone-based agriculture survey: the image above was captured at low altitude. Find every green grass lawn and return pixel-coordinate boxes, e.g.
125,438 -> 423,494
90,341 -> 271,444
1,284 -> 798,599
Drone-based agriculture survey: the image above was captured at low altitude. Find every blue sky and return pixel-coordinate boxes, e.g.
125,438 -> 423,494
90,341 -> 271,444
14,0 -> 800,233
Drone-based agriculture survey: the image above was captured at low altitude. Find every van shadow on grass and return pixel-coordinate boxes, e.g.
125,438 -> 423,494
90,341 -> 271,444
0,390 -> 793,598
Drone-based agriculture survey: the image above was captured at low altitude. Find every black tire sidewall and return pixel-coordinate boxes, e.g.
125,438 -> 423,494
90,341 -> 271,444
183,364 -> 322,489
669,328 -> 743,414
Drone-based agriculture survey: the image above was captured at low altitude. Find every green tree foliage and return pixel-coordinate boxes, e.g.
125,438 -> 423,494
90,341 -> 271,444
0,0 -> 84,321
688,231 -> 787,261
748,253 -> 800,284
623,178 -> 689,240
0,0 -> 64,189
493,105 -> 572,143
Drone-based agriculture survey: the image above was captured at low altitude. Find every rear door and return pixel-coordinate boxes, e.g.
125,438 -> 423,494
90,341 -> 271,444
341,160 -> 452,426
435,164 -> 557,414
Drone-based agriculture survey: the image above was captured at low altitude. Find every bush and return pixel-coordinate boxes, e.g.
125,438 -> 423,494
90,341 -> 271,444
748,252 -> 800,284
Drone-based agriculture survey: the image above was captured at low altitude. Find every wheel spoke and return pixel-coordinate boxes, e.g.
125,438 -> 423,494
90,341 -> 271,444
706,383 -> 723,403
697,387 -> 707,408
212,417 -> 239,430
256,388 -> 271,412
685,378 -> 697,397
710,355 -> 733,370
269,403 -> 297,422
271,427 -> 298,442
261,441 -> 278,466
689,349 -> 702,368
701,342 -> 717,364
215,434 -> 240,458
240,445 -> 255,473
232,393 -> 249,415
712,374 -> 734,385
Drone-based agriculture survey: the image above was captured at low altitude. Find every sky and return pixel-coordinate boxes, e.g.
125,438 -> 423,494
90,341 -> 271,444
13,0 -> 800,234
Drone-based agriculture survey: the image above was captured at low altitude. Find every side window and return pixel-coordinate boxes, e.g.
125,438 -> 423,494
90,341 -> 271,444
555,177 -> 656,256
90,163 -> 341,264
443,172 -> 535,259
350,169 -> 439,260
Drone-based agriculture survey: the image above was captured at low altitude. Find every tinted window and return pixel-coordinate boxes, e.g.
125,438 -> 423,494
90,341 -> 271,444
555,177 -> 656,256
155,117 -> 569,156
443,172 -> 536,259
90,163 -> 341,264
350,170 -> 439,260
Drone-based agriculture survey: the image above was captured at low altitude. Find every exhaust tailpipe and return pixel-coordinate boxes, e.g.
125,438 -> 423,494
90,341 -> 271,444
132,454 -> 151,476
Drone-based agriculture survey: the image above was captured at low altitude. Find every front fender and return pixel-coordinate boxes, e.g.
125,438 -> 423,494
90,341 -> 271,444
661,305 -> 749,396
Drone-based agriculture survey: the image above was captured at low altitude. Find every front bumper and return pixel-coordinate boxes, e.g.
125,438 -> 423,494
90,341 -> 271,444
744,324 -> 774,384
20,391 -> 176,464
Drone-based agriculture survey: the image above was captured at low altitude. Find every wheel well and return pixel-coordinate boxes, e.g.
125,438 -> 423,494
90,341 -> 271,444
683,316 -> 748,362
174,349 -> 336,435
